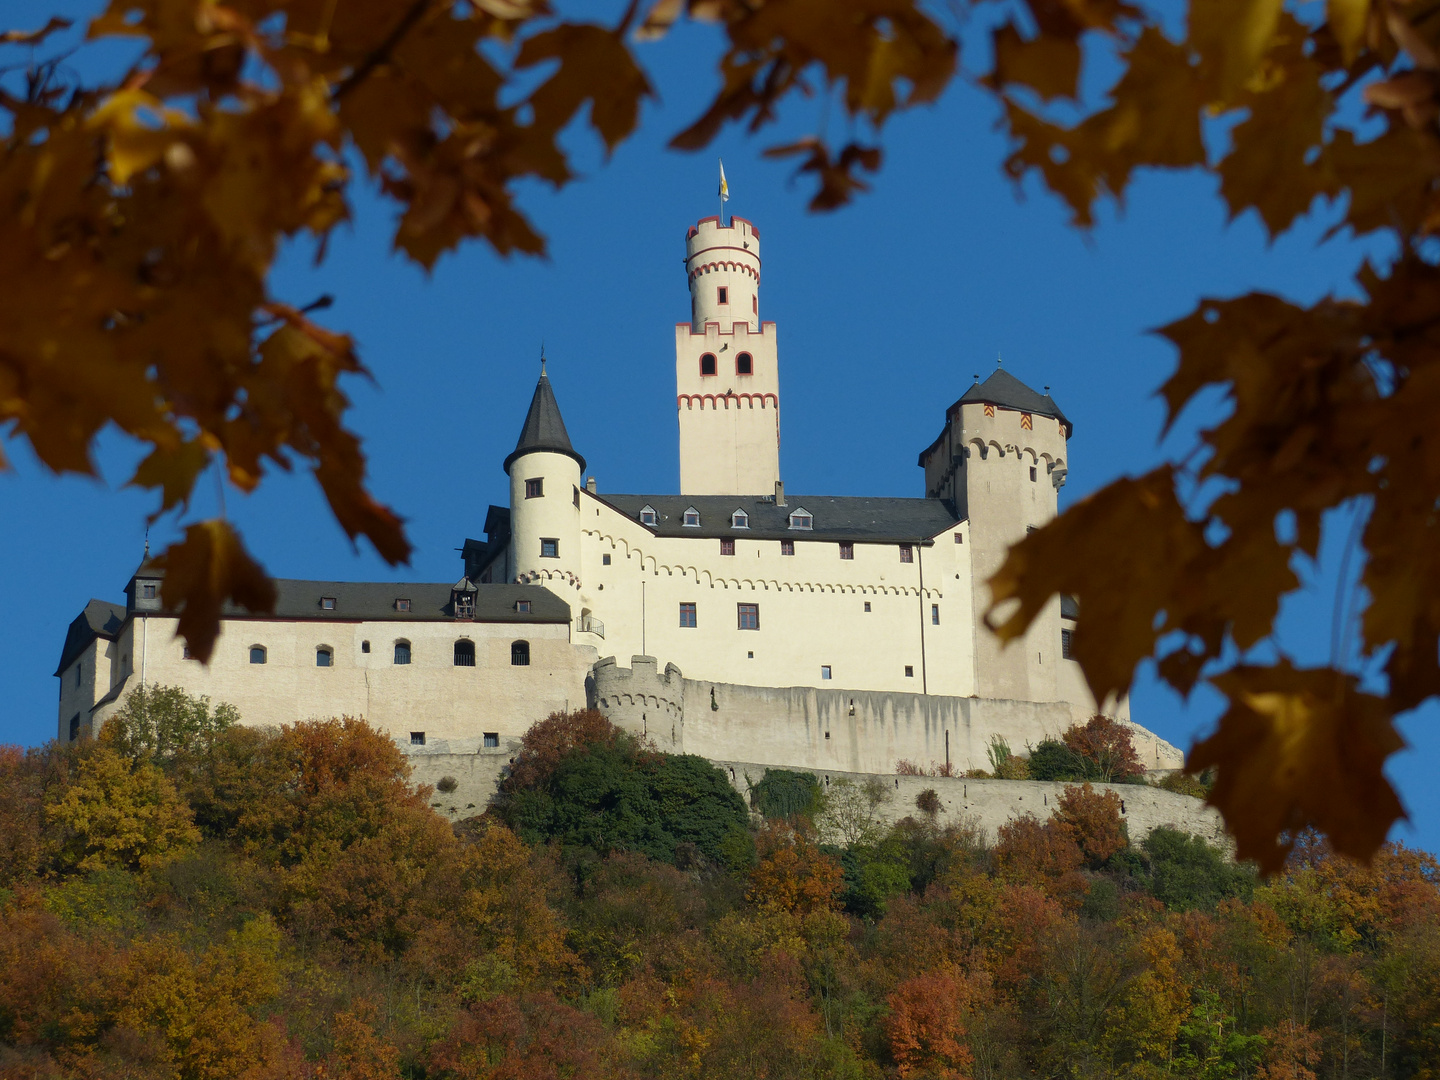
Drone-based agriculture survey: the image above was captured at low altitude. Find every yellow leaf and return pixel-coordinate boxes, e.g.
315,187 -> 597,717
1191,662 -> 1405,873
156,520 -> 277,664
1188,0 -> 1285,102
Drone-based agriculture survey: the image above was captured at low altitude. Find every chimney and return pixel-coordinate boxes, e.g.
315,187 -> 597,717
586,477 -> 596,493
774,481 -> 786,507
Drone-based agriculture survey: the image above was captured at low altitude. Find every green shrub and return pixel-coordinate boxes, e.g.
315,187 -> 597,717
1153,770 -> 1213,799
1143,827 -> 1255,910
1026,738 -> 1091,782
749,768 -> 823,823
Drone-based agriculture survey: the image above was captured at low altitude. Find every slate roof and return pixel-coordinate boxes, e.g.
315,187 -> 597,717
503,371 -> 586,474
599,494 -> 961,544
955,369 -> 1071,435
54,600 -> 127,676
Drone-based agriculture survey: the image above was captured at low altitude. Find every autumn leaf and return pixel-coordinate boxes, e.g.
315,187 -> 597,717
156,520 -> 278,664
1190,662 -> 1406,873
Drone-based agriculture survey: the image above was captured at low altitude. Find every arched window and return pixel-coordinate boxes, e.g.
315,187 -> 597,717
736,351 -> 753,375
511,640 -> 530,666
394,640 -> 411,665
316,646 -> 333,667
700,353 -> 717,376
249,645 -> 267,665
454,639 -> 475,667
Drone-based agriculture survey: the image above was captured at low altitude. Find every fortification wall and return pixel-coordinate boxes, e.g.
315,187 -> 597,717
589,655 -> 684,751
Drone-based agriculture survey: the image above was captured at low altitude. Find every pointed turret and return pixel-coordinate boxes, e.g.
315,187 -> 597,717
504,370 -> 586,475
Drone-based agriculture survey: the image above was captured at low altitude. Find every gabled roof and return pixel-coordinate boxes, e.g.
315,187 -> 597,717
503,371 -> 586,475
956,369 -> 1071,434
600,494 -> 961,544
55,600 -> 126,676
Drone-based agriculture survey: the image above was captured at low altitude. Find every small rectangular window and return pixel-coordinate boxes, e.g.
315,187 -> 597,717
525,478 -> 543,499
540,538 -> 559,558
780,539 -> 795,556
721,538 -> 735,556
1062,628 -> 1074,659
839,542 -> 854,560
516,600 -> 532,614
602,553 -> 612,566
821,665 -> 832,680
322,596 -> 336,610
141,582 -> 156,599
396,598 -> 411,612
932,604 -> 940,625
717,286 -> 728,304
679,602 -> 697,628
899,544 -> 913,563
484,732 -> 499,748
737,603 -> 759,630
753,295 -> 758,314
904,665 -> 914,678
1030,466 -> 1038,482
864,601 -> 871,612
410,731 -> 426,746
955,532 -> 964,544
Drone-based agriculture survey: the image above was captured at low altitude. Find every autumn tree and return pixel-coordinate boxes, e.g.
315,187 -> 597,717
99,683 -> 239,766
1054,782 -> 1129,868
883,968 -> 987,1079
1062,717 -> 1145,784
747,821 -> 845,917
993,814 -> 1087,908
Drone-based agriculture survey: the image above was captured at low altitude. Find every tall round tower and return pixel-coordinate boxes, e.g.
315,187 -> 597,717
505,367 -> 584,597
675,215 -> 781,496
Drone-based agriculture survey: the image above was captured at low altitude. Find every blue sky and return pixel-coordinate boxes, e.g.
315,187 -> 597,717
4,2 -> 1436,851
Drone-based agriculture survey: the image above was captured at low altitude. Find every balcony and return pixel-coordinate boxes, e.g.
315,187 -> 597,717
577,615 -> 605,639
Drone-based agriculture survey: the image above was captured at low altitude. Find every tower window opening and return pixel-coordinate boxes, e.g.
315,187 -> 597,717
69,714 -> 80,742
361,640 -> 370,653
932,604 -> 940,625
540,538 -> 559,558
721,538 -> 735,556
839,542 -> 854,560
316,646 -> 333,667
76,665 -> 81,687
905,665 -> 915,677
781,539 -> 795,556
1030,466 -> 1038,481
454,640 -> 475,667
394,640 -> 412,665
736,351 -> 753,375
753,295 -> 758,314
864,601 -> 871,612
511,640 -> 530,666
603,553 -> 612,565
524,477 -> 543,499
574,485 -> 581,508
717,286 -> 728,304
737,603 -> 760,630
680,602 -> 697,628
899,544 -> 914,563
700,353 -> 718,376
250,645 -> 267,665
1062,629 -> 1074,659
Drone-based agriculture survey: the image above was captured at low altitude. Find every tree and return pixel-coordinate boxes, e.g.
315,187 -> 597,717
749,768 -> 825,824
1062,717 -> 1144,784
99,684 -> 239,766
1144,828 -> 1255,912
1053,783 -> 1128,869
46,745 -> 200,873
747,821 -> 845,917
815,776 -> 892,848
1024,738 -> 1090,783
992,814 -> 1086,909
883,968 -> 986,1079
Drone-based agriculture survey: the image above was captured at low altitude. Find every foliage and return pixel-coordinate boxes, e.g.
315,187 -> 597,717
502,709 -> 622,794
1054,783 -> 1128,869
1062,716 -> 1145,783
915,788 -> 942,820
1154,769 -> 1214,799
987,735 -> 1014,776
749,768 -> 824,823
1024,738 -> 1090,783
2,711 -> 1438,1079
815,775 -> 893,847
101,683 -> 239,765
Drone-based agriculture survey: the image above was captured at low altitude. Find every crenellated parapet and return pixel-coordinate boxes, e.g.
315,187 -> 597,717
590,655 -> 685,752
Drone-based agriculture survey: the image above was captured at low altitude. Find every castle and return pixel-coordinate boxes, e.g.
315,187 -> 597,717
56,212 -> 1185,787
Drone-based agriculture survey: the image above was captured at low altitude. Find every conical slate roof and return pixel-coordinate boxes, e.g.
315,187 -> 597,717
503,371 -> 586,475
957,368 -> 1071,435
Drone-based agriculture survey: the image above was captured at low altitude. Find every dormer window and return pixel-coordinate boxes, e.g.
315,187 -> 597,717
788,509 -> 813,530
454,593 -> 475,618
683,507 -> 701,527
321,596 -> 336,610
731,509 -> 749,529
395,598 -> 411,612
516,600 -> 532,614
141,583 -> 156,600
639,505 -> 658,527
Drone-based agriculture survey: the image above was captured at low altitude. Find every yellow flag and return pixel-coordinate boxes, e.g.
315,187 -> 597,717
719,159 -> 729,202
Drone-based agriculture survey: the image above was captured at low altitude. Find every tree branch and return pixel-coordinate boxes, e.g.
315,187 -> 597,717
332,0 -> 435,102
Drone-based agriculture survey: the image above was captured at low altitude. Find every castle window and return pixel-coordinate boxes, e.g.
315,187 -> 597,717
683,507 -> 701,527
316,647 -> 333,667
781,539 -> 795,556
1030,466 -> 1038,481
250,646 -> 267,665
540,538 -> 559,558
864,601 -> 871,612
516,600 -> 532,614
680,602 -> 697,628
69,714 -> 80,742
788,510 -> 812,530
736,351 -> 753,375
1062,628 -> 1074,659
753,295 -> 758,314
700,353 -> 718,376
322,596 -> 336,610
839,542 -> 854,560
411,731 -> 426,746
737,603 -> 759,630
717,286 -> 728,304
484,732 -> 499,748
731,509 -> 749,529
361,640 -> 370,653
183,645 -> 193,660
821,665 -> 832,680
899,544 -> 914,563
574,485 -> 581,508
525,478 -> 543,499
932,604 -> 940,625
640,505 -> 658,526
511,640 -> 530,666
142,582 -> 156,599
955,532 -> 964,544
905,665 -> 914,677
454,592 -> 475,618
396,598 -> 411,612
603,554 -> 611,565
720,538 -> 735,556
454,640 -> 475,667
394,640 -> 412,665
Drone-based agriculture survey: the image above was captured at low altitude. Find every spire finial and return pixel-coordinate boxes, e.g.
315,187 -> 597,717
143,528 -> 149,560
540,342 -> 546,377
973,373 -> 979,383
996,352 -> 1003,367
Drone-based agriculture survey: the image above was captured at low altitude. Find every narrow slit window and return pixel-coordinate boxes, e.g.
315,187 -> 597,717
717,286 -> 728,304
932,605 -> 940,625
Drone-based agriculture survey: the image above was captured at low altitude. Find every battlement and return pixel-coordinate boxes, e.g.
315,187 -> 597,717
590,655 -> 685,752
